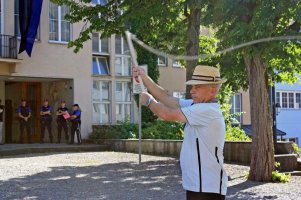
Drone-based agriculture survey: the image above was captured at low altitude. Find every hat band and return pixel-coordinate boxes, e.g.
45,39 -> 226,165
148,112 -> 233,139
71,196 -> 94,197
192,75 -> 222,82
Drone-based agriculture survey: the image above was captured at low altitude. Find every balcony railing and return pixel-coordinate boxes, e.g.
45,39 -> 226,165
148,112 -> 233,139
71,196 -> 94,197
0,34 -> 17,59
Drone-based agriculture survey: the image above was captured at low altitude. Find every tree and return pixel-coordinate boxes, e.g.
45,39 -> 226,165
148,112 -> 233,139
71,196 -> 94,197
184,0 -> 201,98
202,0 -> 301,181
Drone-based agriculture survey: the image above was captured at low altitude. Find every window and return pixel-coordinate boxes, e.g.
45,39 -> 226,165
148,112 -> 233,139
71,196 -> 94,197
49,2 -> 71,42
92,33 -> 109,53
92,56 -> 110,75
14,0 -> 40,39
172,60 -> 181,68
91,0 -> 107,5
0,0 -> 2,34
115,56 -> 131,76
289,93 -> 294,108
282,92 -> 288,108
93,80 -> 111,124
115,35 -> 129,55
296,93 -> 301,108
276,92 -> 280,105
115,35 -> 131,76
173,91 -> 186,99
158,56 -> 167,66
230,94 -> 241,124
115,81 -> 132,122
277,91 -> 301,109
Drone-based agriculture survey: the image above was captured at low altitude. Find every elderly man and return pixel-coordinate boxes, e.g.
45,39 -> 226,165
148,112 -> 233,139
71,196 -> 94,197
133,65 -> 228,200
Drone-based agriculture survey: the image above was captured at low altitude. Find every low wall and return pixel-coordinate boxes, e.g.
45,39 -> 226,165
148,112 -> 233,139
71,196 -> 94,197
101,139 -> 295,164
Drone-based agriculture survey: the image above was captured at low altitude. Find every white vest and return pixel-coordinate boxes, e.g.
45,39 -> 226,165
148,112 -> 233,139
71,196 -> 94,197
179,99 -> 228,195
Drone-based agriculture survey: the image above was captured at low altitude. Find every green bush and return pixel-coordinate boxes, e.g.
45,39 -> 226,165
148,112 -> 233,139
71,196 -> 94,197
292,143 -> 300,157
141,120 -> 184,140
226,124 -> 251,142
272,171 -> 291,183
90,119 -> 183,140
245,166 -> 291,183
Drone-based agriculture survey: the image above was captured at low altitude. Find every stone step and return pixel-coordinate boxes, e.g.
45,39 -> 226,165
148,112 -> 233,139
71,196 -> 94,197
282,171 -> 301,176
275,154 -> 298,172
297,159 -> 301,171
0,144 -> 110,157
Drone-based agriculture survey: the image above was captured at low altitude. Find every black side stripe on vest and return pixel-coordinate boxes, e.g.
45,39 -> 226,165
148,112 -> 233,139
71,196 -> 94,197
215,146 -> 223,194
196,138 -> 202,192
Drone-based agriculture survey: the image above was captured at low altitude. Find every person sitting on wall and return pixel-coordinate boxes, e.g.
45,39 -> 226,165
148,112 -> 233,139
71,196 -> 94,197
17,99 -> 32,144
70,104 -> 81,145
56,100 -> 69,144
40,99 -> 53,143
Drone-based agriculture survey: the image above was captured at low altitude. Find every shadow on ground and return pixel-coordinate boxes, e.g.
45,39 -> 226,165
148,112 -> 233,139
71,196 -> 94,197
0,159 -> 184,200
226,180 -> 278,200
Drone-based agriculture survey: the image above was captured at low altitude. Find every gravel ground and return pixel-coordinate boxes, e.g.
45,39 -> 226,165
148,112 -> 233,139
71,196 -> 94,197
0,152 -> 300,200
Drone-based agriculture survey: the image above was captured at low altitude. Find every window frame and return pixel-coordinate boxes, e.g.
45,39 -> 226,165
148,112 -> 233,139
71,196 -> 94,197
115,35 -> 131,76
0,0 -> 3,34
158,56 -> 167,67
49,2 -> 71,43
92,56 -> 110,76
115,81 -> 132,122
230,93 -> 242,124
92,32 -> 109,55
92,80 -> 111,124
276,91 -> 301,109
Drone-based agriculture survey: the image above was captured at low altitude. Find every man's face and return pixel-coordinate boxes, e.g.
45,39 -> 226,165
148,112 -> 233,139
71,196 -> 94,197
190,84 -> 218,103
21,101 -> 26,106
44,101 -> 49,106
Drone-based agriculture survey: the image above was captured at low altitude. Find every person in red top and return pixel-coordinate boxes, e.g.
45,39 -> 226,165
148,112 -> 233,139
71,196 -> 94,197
56,100 -> 69,143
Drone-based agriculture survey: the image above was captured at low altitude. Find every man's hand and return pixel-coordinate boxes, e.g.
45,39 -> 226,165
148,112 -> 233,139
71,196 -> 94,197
132,66 -> 145,77
140,92 -> 154,106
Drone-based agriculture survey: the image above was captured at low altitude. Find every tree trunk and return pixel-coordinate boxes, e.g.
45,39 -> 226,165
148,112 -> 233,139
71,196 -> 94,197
185,6 -> 200,99
243,54 -> 275,181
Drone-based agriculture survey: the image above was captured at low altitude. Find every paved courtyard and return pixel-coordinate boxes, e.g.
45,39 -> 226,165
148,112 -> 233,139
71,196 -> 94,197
0,152 -> 300,200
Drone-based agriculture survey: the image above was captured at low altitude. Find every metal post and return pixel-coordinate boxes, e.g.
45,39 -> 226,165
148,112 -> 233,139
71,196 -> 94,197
271,85 -> 277,153
124,31 -> 145,164
138,94 -> 142,164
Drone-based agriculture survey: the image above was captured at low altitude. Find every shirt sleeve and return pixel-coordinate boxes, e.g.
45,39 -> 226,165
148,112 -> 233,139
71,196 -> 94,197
75,110 -> 81,117
17,106 -> 21,113
179,99 -> 193,108
181,104 -> 214,126
49,106 -> 53,112
28,107 -> 32,113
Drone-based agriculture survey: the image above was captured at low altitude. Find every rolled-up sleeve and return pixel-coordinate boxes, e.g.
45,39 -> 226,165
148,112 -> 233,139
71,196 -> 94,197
179,99 -> 193,108
181,104 -> 212,126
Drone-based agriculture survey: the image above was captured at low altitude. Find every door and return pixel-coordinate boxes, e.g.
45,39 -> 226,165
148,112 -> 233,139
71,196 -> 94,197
4,99 -> 13,143
5,82 -> 42,143
21,82 -> 41,143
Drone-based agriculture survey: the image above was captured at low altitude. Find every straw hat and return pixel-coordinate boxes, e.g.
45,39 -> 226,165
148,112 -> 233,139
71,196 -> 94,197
185,65 -> 226,85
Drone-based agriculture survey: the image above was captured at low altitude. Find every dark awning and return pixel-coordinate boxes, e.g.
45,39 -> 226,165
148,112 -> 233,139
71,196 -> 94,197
241,125 -> 287,137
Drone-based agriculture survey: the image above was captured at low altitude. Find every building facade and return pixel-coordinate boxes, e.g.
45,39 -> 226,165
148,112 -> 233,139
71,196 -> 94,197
231,83 -> 301,145
0,0 -> 186,143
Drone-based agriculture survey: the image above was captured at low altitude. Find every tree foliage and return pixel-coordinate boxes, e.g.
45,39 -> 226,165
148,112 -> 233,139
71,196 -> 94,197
201,0 -> 301,181
202,0 -> 301,88
52,0 -> 187,55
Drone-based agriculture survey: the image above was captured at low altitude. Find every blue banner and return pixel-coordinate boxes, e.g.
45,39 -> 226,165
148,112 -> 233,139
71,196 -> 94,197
19,0 -> 43,57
